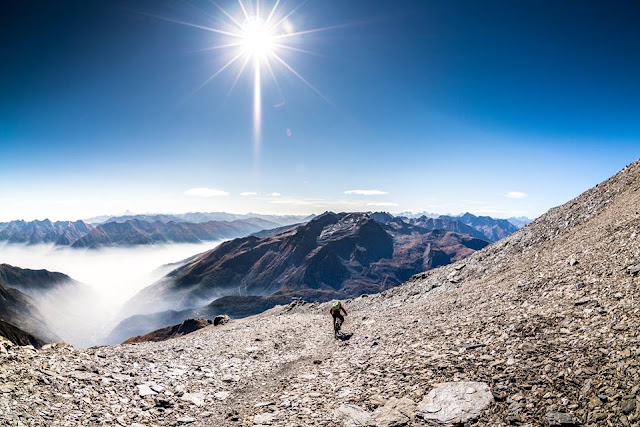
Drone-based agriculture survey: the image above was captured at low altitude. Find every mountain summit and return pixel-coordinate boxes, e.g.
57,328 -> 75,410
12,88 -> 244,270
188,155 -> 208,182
122,212 -> 489,316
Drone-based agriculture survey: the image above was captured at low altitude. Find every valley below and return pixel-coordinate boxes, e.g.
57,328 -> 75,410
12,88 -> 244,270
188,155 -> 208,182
0,241 -> 224,346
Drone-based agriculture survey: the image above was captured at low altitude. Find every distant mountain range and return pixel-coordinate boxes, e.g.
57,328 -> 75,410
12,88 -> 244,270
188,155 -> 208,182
438,213 -> 520,241
84,211 -> 314,226
0,217 -> 287,249
0,211 -> 531,249
112,212 -> 491,341
0,220 -> 91,245
70,218 -> 279,249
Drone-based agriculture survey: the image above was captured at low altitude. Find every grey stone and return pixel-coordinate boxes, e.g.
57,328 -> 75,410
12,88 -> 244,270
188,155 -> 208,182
621,398 -> 635,414
371,397 -> 416,427
253,412 -> 275,425
180,392 -> 205,406
545,411 -> 577,426
213,315 -> 230,326
416,382 -> 493,424
334,404 -> 372,426
136,384 -> 157,397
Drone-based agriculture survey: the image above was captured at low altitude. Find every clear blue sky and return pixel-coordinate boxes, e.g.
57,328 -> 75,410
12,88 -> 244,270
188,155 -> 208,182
1,0 -> 638,221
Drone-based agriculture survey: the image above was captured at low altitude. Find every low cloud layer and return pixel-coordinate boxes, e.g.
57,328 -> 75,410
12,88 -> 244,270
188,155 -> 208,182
0,242 -> 222,346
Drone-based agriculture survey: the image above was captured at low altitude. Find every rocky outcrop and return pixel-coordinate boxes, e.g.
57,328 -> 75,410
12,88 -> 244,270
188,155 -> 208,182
122,318 -> 213,344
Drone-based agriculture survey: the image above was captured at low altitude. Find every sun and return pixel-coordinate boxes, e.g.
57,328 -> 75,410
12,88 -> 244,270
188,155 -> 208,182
241,17 -> 275,59
149,1 -> 336,155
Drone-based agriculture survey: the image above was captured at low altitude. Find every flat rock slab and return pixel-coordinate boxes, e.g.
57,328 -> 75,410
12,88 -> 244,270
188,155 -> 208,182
416,381 -> 493,424
334,404 -> 372,426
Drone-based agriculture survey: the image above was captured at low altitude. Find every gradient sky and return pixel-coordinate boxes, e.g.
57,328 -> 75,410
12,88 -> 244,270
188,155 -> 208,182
1,0 -> 639,221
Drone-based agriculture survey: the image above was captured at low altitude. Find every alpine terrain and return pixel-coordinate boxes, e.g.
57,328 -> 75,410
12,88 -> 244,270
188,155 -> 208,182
1,160 -> 640,426
111,212 -> 489,341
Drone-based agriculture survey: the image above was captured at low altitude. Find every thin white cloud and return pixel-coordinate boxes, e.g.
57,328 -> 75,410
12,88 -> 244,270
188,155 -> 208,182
366,202 -> 398,207
184,188 -> 229,197
269,192 -> 281,197
344,189 -> 388,196
505,191 -> 528,199
239,192 -> 257,196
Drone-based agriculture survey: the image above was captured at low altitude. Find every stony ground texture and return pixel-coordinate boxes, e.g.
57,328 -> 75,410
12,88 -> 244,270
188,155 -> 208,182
2,160 -> 640,426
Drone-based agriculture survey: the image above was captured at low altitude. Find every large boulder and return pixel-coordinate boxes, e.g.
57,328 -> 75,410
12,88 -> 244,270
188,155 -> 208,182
416,382 -> 493,424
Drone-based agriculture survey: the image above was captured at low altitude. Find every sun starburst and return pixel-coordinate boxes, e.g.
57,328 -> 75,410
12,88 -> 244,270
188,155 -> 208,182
150,0 -> 334,155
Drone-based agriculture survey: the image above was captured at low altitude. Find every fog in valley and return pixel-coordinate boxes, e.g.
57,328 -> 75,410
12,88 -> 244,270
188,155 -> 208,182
0,241 -> 223,347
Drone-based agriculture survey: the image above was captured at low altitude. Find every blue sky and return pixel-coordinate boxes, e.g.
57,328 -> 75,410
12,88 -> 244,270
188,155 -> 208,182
1,0 -> 638,221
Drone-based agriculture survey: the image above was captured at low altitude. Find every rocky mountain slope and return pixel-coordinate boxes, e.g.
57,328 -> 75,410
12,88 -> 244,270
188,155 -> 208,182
2,160 -> 639,426
122,212 -> 489,316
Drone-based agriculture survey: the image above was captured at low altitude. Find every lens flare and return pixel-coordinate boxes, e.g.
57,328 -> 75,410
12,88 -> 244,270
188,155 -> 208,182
148,1 -> 335,156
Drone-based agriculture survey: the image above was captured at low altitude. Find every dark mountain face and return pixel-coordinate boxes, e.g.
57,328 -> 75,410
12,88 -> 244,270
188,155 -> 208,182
0,319 -> 46,348
70,219 -> 277,248
0,220 -> 92,245
123,213 -> 490,316
0,264 -> 96,346
438,213 -> 520,241
0,264 -> 77,293
0,283 -> 59,344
